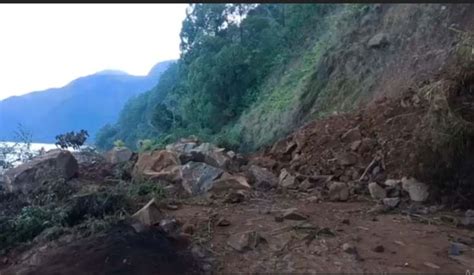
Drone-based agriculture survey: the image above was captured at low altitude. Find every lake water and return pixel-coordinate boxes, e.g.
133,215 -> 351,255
0,142 -> 58,152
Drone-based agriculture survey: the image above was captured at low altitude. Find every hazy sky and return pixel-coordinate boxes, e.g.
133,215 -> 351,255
0,4 -> 188,100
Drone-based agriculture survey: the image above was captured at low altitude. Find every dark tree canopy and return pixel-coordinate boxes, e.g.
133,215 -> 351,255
55,130 -> 89,150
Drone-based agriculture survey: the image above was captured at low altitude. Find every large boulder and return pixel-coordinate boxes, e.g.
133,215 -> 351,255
132,150 -> 180,180
104,147 -> 133,164
3,149 -> 78,194
181,162 -> 224,195
72,150 -> 106,165
401,177 -> 429,202
165,138 -> 199,157
165,140 -> 233,169
246,165 -> 278,190
188,143 -> 231,169
209,172 -> 251,194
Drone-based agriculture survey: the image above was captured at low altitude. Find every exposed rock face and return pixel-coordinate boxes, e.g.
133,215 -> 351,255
3,149 -> 78,193
181,162 -> 224,195
132,150 -> 180,180
104,147 -> 133,164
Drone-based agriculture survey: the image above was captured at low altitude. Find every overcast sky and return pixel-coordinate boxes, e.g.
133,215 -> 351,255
0,4 -> 188,100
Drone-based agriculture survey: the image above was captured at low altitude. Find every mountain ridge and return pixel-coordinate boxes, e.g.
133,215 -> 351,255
0,60 -> 175,143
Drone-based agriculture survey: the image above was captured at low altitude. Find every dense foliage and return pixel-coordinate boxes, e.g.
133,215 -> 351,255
55,130 -> 89,150
96,4 -> 337,151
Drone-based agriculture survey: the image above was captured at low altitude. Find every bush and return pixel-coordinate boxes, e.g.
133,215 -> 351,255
113,139 -> 126,148
55,130 -> 89,150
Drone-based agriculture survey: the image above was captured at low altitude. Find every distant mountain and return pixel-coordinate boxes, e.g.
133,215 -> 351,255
0,60 -> 175,143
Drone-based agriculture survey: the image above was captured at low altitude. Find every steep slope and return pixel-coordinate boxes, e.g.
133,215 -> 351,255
96,4 -> 474,153
0,60 -> 174,143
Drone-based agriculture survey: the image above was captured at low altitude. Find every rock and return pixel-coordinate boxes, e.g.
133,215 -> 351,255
209,173 -> 250,194
227,231 -> 266,252
224,190 -> 247,203
143,165 -> 183,184
131,198 -> 163,226
184,142 -> 231,169
282,208 -> 308,221
247,165 -> 278,190
279,169 -> 297,188
226,150 -> 236,159
217,218 -> 231,226
3,149 -> 78,193
386,186 -> 401,198
382,197 -> 400,208
166,204 -> 179,210
449,242 -> 464,256
342,242 -> 357,254
368,182 -> 387,200
341,127 -> 361,143
384,179 -> 401,187
165,139 -> 198,155
181,162 -> 224,195
328,182 -> 349,201
336,152 -> 358,166
159,218 -> 180,234
401,177 -> 429,202
463,210 -> 474,227
248,156 -> 277,170
73,150 -> 106,164
104,147 -> 133,164
299,179 -> 314,191
132,150 -> 180,180
368,33 -> 389,48
372,245 -> 385,253
350,140 -> 362,151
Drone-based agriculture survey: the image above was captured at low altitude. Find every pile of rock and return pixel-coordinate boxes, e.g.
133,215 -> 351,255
131,137 -> 254,198
367,177 -> 430,209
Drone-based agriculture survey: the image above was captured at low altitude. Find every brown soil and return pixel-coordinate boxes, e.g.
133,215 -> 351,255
2,223 -> 202,275
170,193 -> 474,273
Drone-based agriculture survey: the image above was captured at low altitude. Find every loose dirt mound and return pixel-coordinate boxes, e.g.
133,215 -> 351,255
261,72 -> 474,208
3,223 -> 201,275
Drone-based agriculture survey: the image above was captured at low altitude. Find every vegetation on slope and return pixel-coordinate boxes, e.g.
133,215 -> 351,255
96,3 -> 339,151
96,4 -> 474,152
